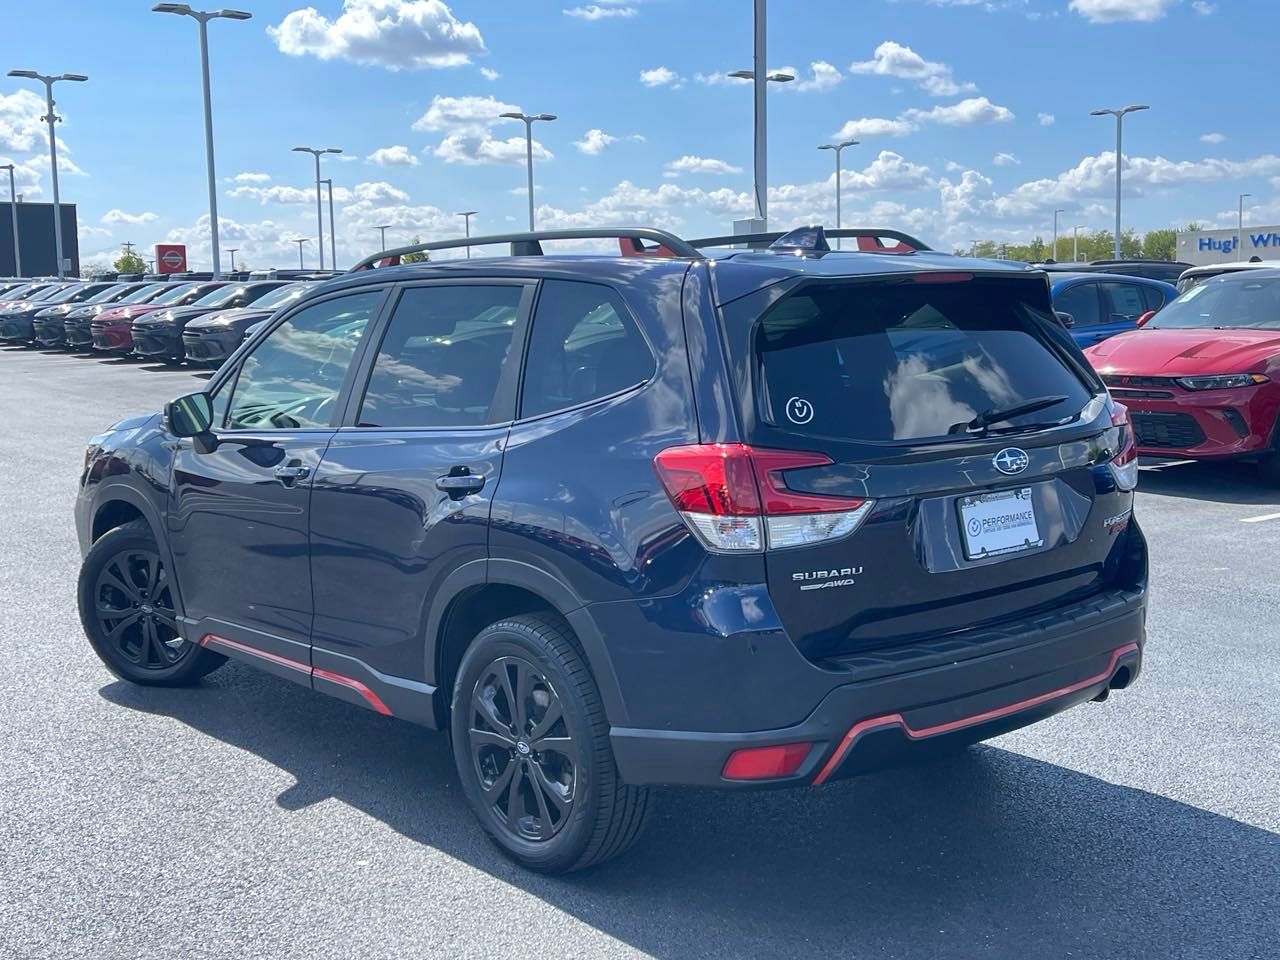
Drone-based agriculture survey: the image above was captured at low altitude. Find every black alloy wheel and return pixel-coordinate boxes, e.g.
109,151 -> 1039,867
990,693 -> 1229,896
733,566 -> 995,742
78,520 -> 226,686
92,548 -> 183,670
450,614 -> 651,873
469,656 -> 578,842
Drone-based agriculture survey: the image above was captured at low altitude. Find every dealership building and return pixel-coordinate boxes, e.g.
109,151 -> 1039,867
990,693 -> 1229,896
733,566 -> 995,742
0,201 -> 80,277
1177,224 -> 1280,266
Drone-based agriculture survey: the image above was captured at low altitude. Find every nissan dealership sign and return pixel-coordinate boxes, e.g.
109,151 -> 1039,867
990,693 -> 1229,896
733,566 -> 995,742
155,243 -> 188,274
1177,225 -> 1280,265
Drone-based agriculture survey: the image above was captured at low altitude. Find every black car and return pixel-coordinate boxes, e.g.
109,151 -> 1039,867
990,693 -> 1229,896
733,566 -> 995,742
131,281 -> 292,362
34,282 -> 153,348
63,282 -> 174,350
182,282 -> 310,365
1039,259 -> 1194,283
1,282 -> 113,343
76,226 -> 1147,873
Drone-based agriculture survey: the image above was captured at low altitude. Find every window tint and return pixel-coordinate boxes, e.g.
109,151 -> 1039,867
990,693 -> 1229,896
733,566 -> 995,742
225,291 -> 379,430
356,285 -> 522,428
520,280 -> 654,418
1100,282 -> 1148,322
738,277 -> 1092,443
1053,282 -> 1101,326
1139,284 -> 1167,311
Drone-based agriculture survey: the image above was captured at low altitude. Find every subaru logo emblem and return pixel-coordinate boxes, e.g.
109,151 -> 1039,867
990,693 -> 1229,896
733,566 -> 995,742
993,447 -> 1030,475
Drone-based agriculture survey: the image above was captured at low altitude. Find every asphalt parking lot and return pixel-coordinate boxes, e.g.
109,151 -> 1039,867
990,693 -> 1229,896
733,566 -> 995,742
1,346 -> 1277,960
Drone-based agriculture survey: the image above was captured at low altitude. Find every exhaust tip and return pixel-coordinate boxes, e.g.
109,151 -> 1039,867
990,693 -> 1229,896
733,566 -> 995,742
1109,665 -> 1133,691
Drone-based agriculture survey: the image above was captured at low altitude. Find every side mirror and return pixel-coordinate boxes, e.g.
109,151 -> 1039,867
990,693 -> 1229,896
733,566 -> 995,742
1054,311 -> 1075,329
1136,310 -> 1156,327
165,392 -> 217,453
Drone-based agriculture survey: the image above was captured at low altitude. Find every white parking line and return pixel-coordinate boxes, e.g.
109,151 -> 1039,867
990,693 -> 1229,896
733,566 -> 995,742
1240,511 -> 1280,524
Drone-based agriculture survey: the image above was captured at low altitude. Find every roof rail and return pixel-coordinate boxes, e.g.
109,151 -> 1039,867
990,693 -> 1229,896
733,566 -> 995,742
351,228 -> 702,272
687,227 -> 931,252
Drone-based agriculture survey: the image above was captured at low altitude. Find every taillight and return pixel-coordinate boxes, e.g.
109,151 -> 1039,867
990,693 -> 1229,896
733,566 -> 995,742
653,444 -> 874,552
1108,401 -> 1138,492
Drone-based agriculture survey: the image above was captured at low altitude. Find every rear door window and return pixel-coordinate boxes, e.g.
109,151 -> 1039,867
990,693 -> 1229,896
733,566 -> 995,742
739,277 -> 1094,443
1100,282 -> 1148,322
356,284 -> 524,428
520,280 -> 655,418
1053,282 -> 1102,327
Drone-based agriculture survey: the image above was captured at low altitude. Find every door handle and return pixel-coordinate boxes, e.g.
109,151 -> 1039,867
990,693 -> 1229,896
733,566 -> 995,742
273,461 -> 311,486
436,467 -> 485,500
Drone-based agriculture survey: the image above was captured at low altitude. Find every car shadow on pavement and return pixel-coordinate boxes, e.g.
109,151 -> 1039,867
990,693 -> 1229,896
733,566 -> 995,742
1137,459 -> 1278,505
99,667 -> 1278,960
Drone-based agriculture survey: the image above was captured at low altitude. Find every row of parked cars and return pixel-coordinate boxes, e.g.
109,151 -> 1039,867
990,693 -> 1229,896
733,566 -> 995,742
0,270 -> 339,365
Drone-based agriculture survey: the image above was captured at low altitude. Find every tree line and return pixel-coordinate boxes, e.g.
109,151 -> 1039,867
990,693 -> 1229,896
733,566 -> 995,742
956,224 -> 1202,263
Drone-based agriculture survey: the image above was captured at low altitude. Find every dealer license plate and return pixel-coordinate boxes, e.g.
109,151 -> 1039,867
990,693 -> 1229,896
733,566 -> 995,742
959,487 -> 1044,560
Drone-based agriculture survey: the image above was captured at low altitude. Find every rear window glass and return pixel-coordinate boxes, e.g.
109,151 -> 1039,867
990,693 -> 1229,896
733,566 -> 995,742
741,277 -> 1093,443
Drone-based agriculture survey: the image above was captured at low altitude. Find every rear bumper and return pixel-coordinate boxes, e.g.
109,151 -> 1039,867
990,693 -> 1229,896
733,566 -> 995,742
1118,385 -> 1279,459
609,589 -> 1146,789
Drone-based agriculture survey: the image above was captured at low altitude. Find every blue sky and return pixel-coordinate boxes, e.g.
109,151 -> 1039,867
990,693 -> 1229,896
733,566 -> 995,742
2,0 -> 1275,269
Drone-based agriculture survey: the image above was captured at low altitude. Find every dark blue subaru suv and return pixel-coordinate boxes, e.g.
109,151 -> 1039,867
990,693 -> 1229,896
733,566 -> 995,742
76,227 -> 1148,873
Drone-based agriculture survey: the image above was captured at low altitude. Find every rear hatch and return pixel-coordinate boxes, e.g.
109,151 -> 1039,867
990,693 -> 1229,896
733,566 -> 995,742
714,270 -> 1136,663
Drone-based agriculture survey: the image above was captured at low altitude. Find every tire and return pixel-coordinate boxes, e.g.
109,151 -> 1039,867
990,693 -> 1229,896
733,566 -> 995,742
1260,453 -> 1280,487
450,613 -> 651,874
77,519 -> 226,686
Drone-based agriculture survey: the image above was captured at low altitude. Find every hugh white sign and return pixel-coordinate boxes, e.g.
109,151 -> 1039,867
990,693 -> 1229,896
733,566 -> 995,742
1176,225 -> 1280,266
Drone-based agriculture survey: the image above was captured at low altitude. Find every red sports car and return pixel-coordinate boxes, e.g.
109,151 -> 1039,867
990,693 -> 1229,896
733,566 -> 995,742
90,281 -> 226,353
1085,268 -> 1280,484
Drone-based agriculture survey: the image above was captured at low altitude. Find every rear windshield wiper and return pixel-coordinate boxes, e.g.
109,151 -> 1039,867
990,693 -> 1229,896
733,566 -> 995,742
949,394 -> 1070,435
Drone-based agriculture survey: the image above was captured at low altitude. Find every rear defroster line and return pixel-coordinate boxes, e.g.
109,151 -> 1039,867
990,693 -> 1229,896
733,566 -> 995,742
198,633 -> 393,716
810,641 -> 1140,785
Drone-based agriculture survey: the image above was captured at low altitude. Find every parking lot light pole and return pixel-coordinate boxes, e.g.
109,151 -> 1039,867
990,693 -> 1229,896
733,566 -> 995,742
293,146 -> 341,270
1238,193 -> 1252,261
1090,104 -> 1149,261
321,177 -> 336,268
292,238 -> 310,269
375,225 -> 391,252
1,163 -> 20,277
6,70 -> 86,279
1052,209 -> 1065,261
225,247 -> 237,271
499,113 -> 556,230
817,140 -> 857,248
457,211 -> 477,258
152,5 -> 251,280
1073,224 -> 1086,262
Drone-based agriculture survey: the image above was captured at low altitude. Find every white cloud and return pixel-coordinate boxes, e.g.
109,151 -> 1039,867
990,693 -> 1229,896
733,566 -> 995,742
993,152 -> 1020,166
100,209 -> 159,226
1192,0 -> 1216,12
1038,112 -> 1056,126
0,89 -> 47,153
0,155 -> 45,198
850,41 -> 975,96
232,171 -> 271,183
1068,0 -> 1178,23
1200,132 -> 1225,144
639,66 -> 680,87
268,0 -> 487,70
776,61 -> 842,93
412,94 -> 554,166
574,128 -> 644,155
366,144 -> 420,166
904,97 -> 1015,126
665,155 -> 743,176
479,66 -> 500,80
228,184 -> 317,205
350,180 -> 410,203
833,117 -> 917,139
564,4 -> 636,19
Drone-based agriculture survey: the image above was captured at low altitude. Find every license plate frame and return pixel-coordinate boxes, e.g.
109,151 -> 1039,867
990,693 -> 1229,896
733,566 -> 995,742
958,487 -> 1044,561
